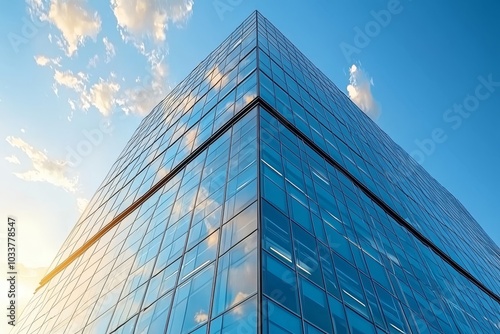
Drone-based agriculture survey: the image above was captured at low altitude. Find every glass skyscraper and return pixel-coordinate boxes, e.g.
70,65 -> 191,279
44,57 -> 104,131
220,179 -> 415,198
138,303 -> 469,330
13,11 -> 499,334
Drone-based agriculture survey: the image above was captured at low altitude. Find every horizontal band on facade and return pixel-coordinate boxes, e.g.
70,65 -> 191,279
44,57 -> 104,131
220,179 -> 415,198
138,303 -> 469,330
36,98 -> 262,292
259,97 -> 500,305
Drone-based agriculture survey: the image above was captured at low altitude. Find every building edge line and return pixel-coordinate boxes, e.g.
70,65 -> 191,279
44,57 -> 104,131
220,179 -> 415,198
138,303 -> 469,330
258,98 -> 500,304
36,98 -> 262,292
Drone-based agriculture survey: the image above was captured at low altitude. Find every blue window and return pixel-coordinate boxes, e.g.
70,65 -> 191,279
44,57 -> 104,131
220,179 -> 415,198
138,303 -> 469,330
135,292 -> 173,333
220,202 -> 257,254
326,225 -> 353,263
333,253 -> 369,318
311,214 -> 327,245
292,223 -> 322,286
317,243 -> 341,299
262,251 -> 299,314
166,265 -> 214,334
262,175 -> 287,213
262,200 -> 293,265
328,296 -> 348,333
224,164 -> 257,222
144,258 -> 180,307
346,308 -> 376,334
365,254 -> 393,293
360,273 -> 387,330
375,284 -> 409,334
179,231 -> 218,282
213,232 -> 257,317
298,276 -> 332,333
262,297 -> 302,334
209,295 -> 257,334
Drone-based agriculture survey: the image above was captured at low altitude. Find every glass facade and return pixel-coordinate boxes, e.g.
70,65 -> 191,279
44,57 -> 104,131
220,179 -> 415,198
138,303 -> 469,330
13,11 -> 499,334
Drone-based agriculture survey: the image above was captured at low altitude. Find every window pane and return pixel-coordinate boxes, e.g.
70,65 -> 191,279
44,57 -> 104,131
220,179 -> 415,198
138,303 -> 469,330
346,308 -> 376,334
262,251 -> 299,314
374,284 -> 409,334
360,273 -> 386,330
298,276 -> 332,333
213,232 -> 258,317
328,296 -> 348,334
263,176 -> 287,212
166,264 -> 214,334
262,200 -> 293,265
333,253 -> 369,317
317,243 -> 340,299
187,206 -> 222,250
180,231 -> 219,282
262,297 -> 302,334
209,295 -> 257,334
136,292 -> 173,334
220,201 -> 257,254
292,223 -> 322,286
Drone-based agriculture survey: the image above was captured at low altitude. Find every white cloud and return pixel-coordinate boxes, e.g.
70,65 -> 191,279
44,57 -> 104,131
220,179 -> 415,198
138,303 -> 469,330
88,54 -> 99,68
111,0 -> 194,44
5,136 -> 78,192
81,78 -> 121,116
183,127 -> 198,147
34,55 -> 50,66
194,310 -> 208,323
346,64 -> 380,120
5,155 -> 21,165
29,1 -> 195,120
230,292 -> 250,315
208,65 -> 227,88
103,37 -> 116,62
68,98 -> 76,111
108,1 -> 194,117
34,55 -> 61,67
77,197 -> 89,214
118,51 -> 170,116
53,69 -> 86,92
31,0 -> 102,56
53,70 -> 120,116
27,0 -> 47,21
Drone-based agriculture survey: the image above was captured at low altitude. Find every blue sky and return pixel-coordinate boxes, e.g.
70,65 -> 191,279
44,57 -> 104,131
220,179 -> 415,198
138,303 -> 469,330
0,0 -> 499,316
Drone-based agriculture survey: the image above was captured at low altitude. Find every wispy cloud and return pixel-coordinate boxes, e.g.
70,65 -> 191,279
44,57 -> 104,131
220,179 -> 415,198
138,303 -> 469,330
103,37 -> 116,63
30,0 -> 102,56
34,55 -> 61,67
208,65 -> 227,88
194,310 -> 208,323
87,54 -> 99,68
5,136 -> 78,192
5,155 -> 21,165
346,64 -> 380,120
77,197 -> 89,214
53,69 -> 87,94
118,51 -> 169,116
81,77 -> 121,116
230,292 -> 250,315
111,0 -> 194,44
53,70 -> 121,116
109,0 -> 195,116
29,0 -> 195,119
